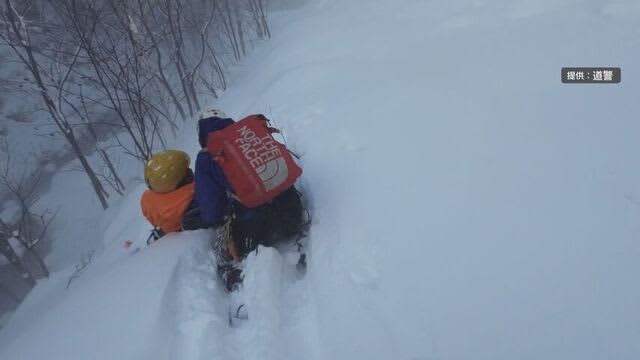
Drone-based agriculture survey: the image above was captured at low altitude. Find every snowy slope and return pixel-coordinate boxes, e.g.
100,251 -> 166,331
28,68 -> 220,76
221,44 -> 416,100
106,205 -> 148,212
2,0 -> 640,359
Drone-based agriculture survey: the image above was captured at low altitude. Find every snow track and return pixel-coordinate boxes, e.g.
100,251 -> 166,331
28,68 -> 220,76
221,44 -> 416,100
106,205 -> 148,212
164,231 -> 230,360
168,233 -> 317,360
239,245 -> 317,360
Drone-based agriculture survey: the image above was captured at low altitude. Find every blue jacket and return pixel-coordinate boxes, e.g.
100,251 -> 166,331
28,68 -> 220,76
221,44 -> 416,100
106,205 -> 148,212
195,116 -> 235,226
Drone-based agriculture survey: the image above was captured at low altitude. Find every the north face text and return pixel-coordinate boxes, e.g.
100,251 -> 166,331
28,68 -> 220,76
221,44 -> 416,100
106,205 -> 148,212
235,125 -> 283,169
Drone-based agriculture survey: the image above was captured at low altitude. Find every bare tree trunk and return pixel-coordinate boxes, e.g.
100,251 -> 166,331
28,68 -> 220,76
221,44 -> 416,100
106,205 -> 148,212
0,225 -> 35,286
24,248 -> 49,278
65,127 -> 110,208
247,0 -> 263,39
77,90 -> 126,192
165,0 -> 196,116
227,1 -> 241,60
235,3 -> 246,57
260,0 -> 271,39
205,40 -> 227,90
246,0 -> 269,39
220,0 -> 241,61
136,0 -> 187,121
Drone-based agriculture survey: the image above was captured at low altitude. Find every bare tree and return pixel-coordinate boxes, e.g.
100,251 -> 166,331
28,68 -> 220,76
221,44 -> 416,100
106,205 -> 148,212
247,0 -> 270,40
0,0 -> 109,209
235,2 -> 247,57
218,0 -> 241,62
179,0 -> 221,101
134,0 -> 188,122
0,218 -> 35,286
0,145 -> 56,278
1,0 -> 275,206
55,0 -> 162,161
74,85 -> 126,194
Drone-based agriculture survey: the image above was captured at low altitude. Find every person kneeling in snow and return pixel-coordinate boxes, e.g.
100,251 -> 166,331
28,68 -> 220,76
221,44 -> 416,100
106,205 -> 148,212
141,150 -> 203,241
195,109 -> 307,292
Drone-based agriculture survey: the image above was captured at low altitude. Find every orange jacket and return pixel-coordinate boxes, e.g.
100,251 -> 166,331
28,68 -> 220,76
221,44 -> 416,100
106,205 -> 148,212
140,183 -> 195,234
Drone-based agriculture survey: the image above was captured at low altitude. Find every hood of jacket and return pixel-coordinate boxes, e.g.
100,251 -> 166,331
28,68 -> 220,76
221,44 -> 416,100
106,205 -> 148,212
198,116 -> 234,148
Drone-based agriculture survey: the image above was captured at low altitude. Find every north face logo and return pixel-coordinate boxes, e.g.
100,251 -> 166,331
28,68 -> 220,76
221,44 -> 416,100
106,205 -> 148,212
257,157 -> 289,191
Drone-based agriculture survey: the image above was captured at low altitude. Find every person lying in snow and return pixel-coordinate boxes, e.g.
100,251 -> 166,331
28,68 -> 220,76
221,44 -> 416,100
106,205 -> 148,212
195,108 -> 307,291
141,150 -> 203,241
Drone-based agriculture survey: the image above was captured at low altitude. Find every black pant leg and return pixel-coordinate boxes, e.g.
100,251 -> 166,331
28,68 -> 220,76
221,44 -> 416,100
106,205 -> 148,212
269,187 -> 304,238
228,187 -> 305,257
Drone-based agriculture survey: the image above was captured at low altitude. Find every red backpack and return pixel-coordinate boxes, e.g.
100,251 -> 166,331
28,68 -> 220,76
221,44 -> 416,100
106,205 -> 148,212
207,114 -> 302,208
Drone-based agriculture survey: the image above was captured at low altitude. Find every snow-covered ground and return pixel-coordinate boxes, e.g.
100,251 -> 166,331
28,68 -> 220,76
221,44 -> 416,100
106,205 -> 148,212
1,0 -> 640,359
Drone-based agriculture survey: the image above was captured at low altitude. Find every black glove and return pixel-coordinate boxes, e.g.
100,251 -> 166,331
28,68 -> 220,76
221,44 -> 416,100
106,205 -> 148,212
153,228 -> 165,240
147,228 -> 165,245
224,267 -> 243,292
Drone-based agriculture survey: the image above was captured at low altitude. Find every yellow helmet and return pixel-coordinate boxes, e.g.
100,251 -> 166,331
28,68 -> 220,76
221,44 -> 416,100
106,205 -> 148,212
144,150 -> 190,193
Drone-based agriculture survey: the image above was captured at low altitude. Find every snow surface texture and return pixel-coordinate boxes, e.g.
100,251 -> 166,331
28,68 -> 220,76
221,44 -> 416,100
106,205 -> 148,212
2,0 -> 640,359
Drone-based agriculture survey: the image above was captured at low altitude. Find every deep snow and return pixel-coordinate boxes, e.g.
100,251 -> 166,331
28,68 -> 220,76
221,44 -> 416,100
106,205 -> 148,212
1,0 -> 640,359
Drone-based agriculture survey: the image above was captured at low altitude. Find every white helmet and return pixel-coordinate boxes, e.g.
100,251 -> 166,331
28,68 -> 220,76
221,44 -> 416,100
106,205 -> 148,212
199,108 -> 227,120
